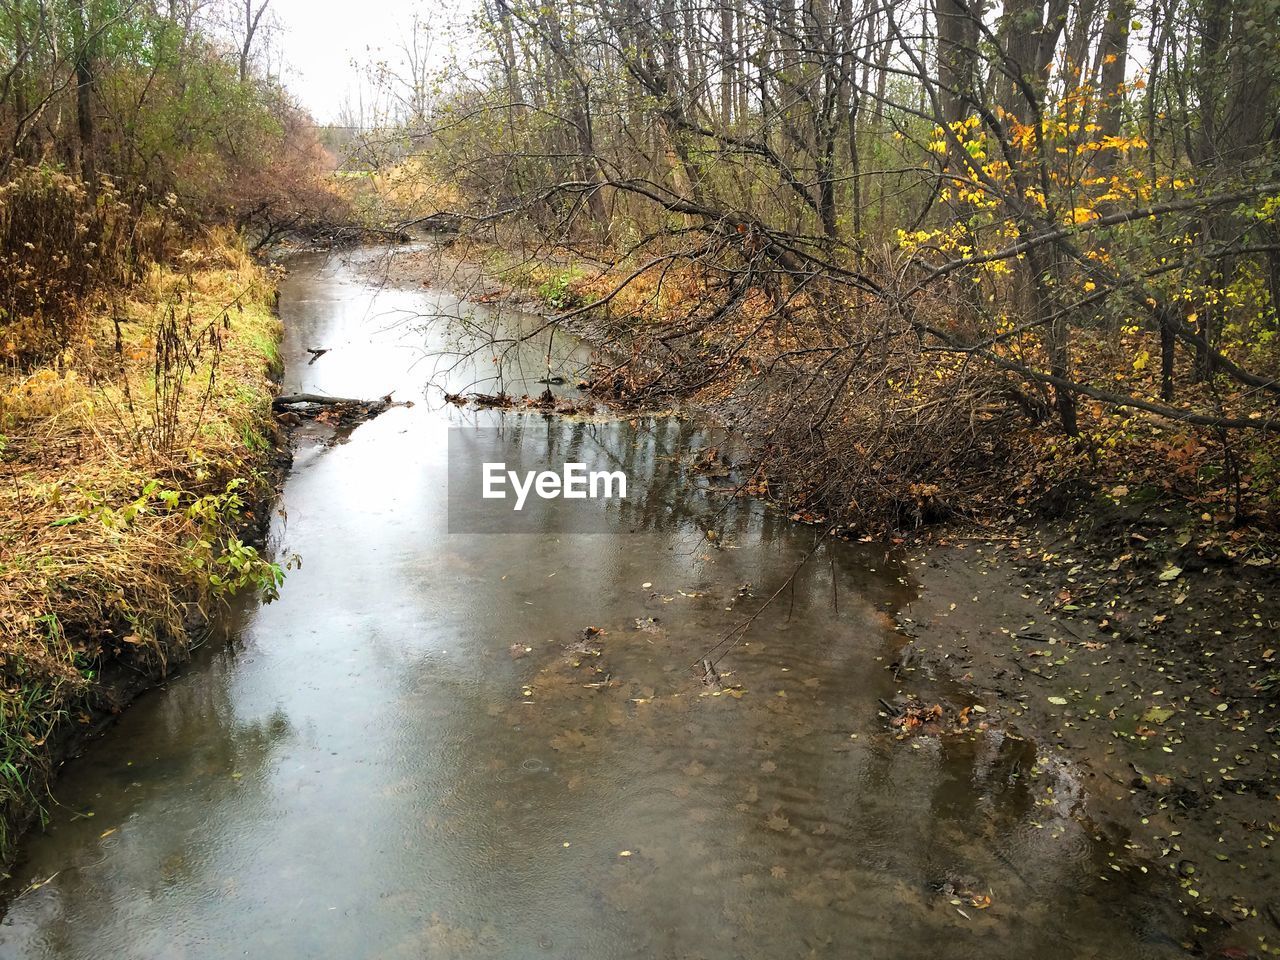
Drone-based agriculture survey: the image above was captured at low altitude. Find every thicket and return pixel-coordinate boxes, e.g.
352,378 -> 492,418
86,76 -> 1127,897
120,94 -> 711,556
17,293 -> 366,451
366,0 -> 1280,541
0,0 -> 344,361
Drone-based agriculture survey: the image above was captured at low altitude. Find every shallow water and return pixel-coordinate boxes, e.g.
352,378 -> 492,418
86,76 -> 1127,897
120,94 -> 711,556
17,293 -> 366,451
0,248 -> 1188,959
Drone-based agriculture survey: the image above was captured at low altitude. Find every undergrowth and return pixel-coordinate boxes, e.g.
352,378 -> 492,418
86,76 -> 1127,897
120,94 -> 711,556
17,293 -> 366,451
461,238 -> 1280,555
0,227 -> 287,862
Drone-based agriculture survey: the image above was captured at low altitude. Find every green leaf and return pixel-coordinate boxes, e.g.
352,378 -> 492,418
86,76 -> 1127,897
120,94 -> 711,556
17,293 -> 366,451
1142,706 -> 1175,724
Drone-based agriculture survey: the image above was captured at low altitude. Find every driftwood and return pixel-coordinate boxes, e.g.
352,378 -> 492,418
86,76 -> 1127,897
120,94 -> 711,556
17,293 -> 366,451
273,393 -> 410,432
272,393 -> 376,410
440,389 -> 597,416
467,391 -> 514,408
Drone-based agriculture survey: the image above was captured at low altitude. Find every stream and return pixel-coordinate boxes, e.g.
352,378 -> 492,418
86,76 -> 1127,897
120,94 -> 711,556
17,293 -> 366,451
0,247 -> 1189,959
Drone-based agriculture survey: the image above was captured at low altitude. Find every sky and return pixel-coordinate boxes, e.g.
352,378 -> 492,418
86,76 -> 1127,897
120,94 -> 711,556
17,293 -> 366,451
267,0 -> 470,124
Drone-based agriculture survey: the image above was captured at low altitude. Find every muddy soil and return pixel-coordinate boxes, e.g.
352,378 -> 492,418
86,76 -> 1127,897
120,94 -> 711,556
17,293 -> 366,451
902,530 -> 1279,954
374,239 -> 1280,958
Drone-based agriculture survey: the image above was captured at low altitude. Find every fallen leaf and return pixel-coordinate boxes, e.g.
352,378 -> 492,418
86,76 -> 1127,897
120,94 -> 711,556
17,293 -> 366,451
1142,706 -> 1175,724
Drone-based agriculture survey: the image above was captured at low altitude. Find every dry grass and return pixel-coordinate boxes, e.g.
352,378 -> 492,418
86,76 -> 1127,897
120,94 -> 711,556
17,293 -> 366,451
336,158 -> 465,226
0,229 -> 283,859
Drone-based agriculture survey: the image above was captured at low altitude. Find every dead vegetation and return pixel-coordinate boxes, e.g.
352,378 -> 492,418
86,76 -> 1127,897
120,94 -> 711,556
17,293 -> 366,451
398,236 -> 1280,558
0,228 -> 286,861
0,165 -> 179,365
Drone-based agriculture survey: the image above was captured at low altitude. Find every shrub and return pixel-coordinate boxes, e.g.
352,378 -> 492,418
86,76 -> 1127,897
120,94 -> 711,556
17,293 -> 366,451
0,165 -> 176,364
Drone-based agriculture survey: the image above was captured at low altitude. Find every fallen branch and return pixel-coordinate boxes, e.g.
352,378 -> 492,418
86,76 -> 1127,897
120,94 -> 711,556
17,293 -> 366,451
272,392 -> 375,409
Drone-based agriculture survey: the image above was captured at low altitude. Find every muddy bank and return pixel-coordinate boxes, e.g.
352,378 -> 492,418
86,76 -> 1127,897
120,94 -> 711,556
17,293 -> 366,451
369,240 -> 1280,957
901,537 -> 1279,953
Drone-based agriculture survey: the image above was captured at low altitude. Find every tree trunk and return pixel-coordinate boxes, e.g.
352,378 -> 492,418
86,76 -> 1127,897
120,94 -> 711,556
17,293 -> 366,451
10,2 -> 36,162
720,0 -> 735,126
72,0 -> 96,189
936,0 -> 977,125
239,0 -> 271,84
1096,0 -> 1132,173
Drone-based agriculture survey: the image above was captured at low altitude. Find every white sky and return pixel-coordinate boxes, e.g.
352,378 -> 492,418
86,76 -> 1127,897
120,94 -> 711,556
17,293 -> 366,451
268,0 -> 471,124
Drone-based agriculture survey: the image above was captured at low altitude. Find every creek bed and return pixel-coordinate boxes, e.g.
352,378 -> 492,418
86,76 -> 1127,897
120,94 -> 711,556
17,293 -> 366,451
0,248 -> 1187,959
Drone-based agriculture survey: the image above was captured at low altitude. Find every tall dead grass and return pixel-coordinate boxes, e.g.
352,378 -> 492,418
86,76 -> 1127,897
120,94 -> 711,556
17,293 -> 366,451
0,226 -> 283,860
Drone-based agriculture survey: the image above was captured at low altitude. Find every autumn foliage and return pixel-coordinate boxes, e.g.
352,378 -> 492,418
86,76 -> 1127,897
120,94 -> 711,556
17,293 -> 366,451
386,0 -> 1279,538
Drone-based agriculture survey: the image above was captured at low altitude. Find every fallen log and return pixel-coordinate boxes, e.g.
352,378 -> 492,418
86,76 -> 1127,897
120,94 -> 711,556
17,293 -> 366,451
272,393 -> 378,410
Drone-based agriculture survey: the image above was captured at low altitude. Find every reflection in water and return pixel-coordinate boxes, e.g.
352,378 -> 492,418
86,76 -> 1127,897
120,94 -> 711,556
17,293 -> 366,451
0,248 -> 1186,959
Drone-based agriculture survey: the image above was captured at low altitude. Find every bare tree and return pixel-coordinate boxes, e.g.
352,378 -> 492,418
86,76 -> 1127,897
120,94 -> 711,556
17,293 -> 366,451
237,0 -> 269,83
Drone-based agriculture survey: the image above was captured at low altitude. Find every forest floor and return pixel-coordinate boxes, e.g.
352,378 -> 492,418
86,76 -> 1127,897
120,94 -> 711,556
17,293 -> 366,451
376,237 -> 1280,957
0,234 -> 286,864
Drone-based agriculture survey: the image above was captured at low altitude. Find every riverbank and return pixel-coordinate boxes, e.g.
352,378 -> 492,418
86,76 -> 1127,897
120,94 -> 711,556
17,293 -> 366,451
370,238 -> 1280,956
0,231 -> 287,863
902,539 -> 1279,954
